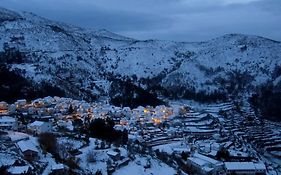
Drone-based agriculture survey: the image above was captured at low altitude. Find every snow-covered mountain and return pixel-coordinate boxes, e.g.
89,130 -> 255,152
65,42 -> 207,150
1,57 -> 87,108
1,7 -> 281,113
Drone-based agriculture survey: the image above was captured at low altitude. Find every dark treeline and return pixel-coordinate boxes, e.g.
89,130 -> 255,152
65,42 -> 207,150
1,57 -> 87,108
88,118 -> 128,145
109,79 -> 165,108
163,86 -> 227,103
250,83 -> 281,122
0,65 -> 65,103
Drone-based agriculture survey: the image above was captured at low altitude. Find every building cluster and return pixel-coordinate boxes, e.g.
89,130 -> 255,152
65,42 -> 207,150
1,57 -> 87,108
0,97 -> 280,174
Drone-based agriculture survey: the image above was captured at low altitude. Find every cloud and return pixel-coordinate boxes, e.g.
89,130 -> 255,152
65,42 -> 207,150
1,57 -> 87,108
0,0 -> 280,41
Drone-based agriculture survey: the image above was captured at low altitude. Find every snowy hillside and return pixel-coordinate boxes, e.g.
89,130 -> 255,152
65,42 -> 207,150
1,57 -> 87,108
0,7 -> 281,116
163,34 -> 281,93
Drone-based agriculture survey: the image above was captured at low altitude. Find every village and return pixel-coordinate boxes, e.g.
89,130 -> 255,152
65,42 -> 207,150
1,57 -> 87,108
0,96 -> 280,175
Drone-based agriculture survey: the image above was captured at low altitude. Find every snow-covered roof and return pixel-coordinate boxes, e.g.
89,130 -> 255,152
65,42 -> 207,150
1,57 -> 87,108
225,162 -> 257,171
17,139 -> 39,153
29,121 -> 45,127
8,131 -> 29,142
0,116 -> 16,123
188,153 -> 222,172
107,150 -> 119,157
202,166 -> 214,172
16,99 -> 27,104
51,163 -> 65,170
8,166 -> 29,174
0,101 -> 8,105
189,157 -> 209,167
193,153 -> 221,165
40,115 -> 53,119
172,147 -> 191,152
254,163 -> 266,170
43,96 -> 54,102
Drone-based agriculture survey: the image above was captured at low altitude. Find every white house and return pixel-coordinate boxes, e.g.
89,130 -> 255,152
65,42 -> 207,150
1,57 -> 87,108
16,139 -> 39,161
0,116 -> 18,130
9,104 -> 17,114
107,150 -> 121,161
43,96 -> 55,105
0,101 -> 8,111
187,153 -> 224,175
27,121 -> 52,134
28,107 -> 36,115
51,163 -> 66,174
15,99 -> 27,108
32,98 -> 45,108
57,120 -> 74,131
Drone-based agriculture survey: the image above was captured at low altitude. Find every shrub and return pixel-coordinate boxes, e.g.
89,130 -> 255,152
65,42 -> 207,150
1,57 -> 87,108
86,150 -> 97,163
38,132 -> 58,156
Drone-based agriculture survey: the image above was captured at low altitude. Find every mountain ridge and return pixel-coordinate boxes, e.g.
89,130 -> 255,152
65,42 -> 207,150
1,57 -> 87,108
0,7 -> 280,120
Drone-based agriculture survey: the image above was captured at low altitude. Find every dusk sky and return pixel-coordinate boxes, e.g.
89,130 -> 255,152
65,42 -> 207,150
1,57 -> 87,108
1,0 -> 280,42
